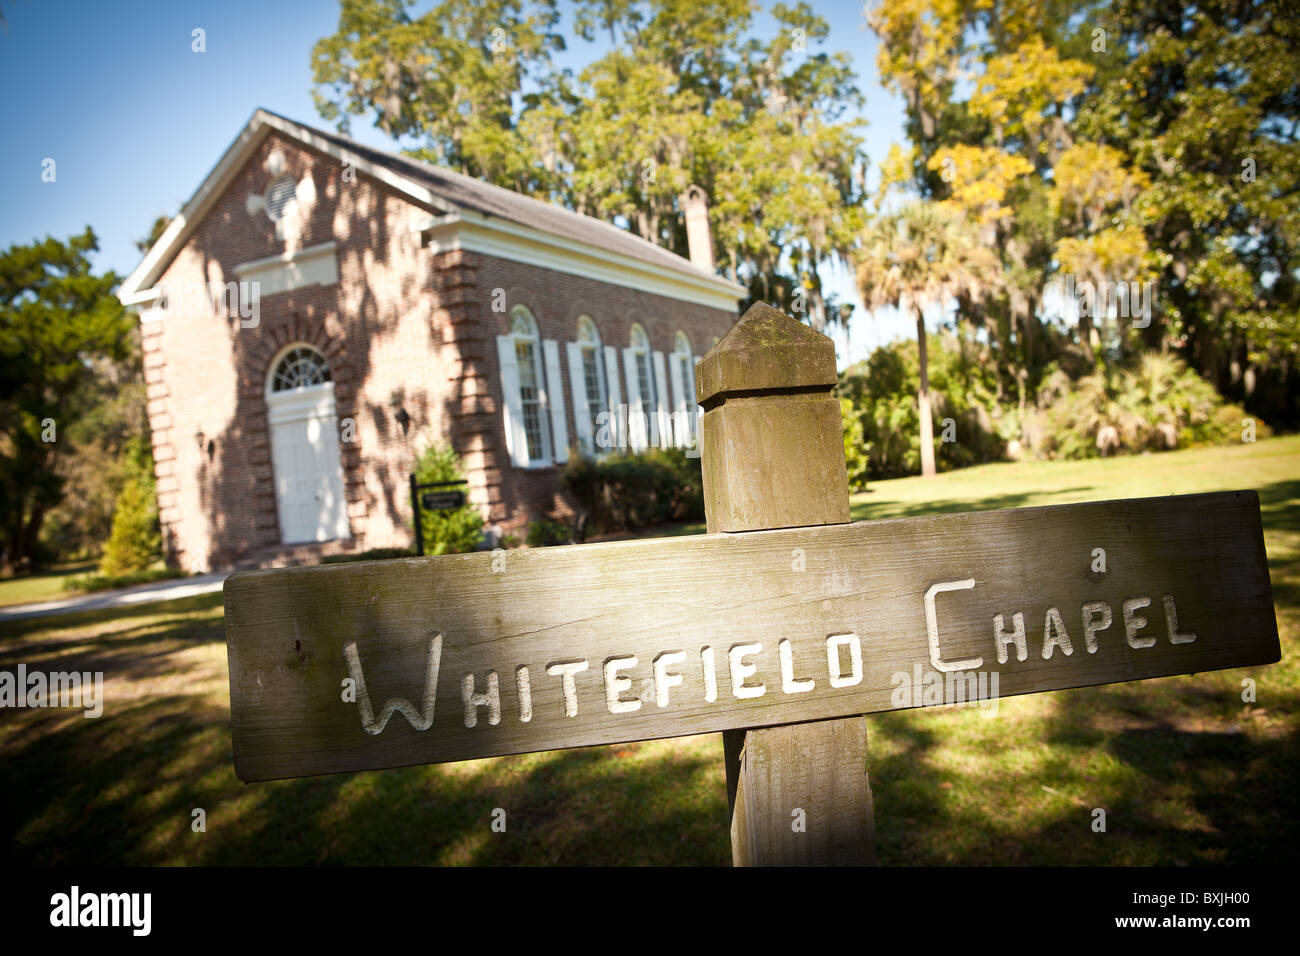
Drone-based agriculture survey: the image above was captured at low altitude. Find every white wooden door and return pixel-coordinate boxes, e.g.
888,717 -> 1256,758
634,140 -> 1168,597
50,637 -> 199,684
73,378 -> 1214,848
267,384 -> 350,544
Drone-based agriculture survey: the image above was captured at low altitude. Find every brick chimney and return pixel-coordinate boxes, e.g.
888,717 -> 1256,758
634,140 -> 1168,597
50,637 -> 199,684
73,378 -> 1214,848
681,186 -> 715,272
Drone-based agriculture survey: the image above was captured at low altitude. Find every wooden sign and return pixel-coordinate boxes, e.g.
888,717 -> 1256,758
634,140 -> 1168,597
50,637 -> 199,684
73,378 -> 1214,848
420,490 -> 466,511
224,489 -> 1278,782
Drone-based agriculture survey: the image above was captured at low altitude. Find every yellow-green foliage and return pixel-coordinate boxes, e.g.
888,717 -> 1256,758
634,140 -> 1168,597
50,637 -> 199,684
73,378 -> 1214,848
98,440 -> 160,577
840,397 -> 870,491
839,332 -> 1007,479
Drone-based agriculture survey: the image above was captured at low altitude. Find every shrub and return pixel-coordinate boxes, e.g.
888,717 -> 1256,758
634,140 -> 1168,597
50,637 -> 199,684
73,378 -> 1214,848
562,447 -> 704,533
413,444 -> 485,555
1039,353 -> 1264,458
840,397 -> 870,492
526,518 -> 572,547
64,566 -> 185,593
98,439 -> 161,577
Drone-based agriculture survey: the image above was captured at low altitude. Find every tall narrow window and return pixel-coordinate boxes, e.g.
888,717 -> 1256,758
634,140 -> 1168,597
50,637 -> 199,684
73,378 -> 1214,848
512,307 -> 550,463
672,331 -> 697,446
631,324 -> 656,417
578,317 -> 606,452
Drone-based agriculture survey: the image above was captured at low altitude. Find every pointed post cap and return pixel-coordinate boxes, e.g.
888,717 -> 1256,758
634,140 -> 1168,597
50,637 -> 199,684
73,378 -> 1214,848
696,302 -> 838,405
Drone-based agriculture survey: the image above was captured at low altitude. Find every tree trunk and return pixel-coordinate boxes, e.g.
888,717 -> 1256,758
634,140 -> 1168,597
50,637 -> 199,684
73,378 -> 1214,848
916,307 -> 936,478
3,500 -> 34,576
1077,309 -> 1095,364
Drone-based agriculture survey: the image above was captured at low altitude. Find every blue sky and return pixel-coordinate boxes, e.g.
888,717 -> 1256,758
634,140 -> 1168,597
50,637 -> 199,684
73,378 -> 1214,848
0,0 -> 914,362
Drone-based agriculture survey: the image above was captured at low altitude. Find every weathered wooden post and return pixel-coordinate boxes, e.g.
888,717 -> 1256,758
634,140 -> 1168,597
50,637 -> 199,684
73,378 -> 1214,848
696,302 -> 876,866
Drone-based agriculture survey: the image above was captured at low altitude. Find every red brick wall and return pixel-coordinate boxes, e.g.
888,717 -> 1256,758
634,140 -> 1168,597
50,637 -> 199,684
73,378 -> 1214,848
145,131 -> 737,572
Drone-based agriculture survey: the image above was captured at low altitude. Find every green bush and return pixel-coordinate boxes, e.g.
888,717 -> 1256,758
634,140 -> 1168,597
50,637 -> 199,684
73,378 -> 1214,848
839,337 -> 1259,474
840,397 -> 870,492
64,566 -> 185,593
839,333 -> 1005,479
413,444 -> 485,555
526,518 -> 572,548
563,447 -> 704,533
98,439 -> 161,577
1037,353 -> 1266,458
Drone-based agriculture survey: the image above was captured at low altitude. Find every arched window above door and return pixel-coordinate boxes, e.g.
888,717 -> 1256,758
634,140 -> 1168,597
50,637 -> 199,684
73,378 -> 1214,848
269,345 -> 331,393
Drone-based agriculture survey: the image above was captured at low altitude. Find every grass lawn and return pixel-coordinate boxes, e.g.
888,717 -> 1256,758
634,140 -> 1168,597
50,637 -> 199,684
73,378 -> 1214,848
0,561 -> 95,608
1,435 -> 1296,865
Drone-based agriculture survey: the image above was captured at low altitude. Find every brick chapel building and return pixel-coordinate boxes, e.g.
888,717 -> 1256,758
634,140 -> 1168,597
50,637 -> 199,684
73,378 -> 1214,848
116,110 -> 743,572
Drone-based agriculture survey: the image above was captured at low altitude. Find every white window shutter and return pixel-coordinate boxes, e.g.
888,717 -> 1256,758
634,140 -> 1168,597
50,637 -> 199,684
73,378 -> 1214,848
495,334 -> 529,468
623,348 -> 645,451
600,343 -> 621,455
668,354 -> 686,447
600,345 -> 621,457
566,342 -> 593,456
542,339 -> 568,464
652,351 -> 671,449
603,345 -> 622,411
693,354 -> 704,444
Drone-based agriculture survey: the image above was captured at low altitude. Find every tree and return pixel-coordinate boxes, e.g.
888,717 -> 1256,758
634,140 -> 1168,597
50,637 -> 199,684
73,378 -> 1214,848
312,0 -> 869,326
135,215 -> 172,254
0,229 -> 130,573
98,437 -> 161,576
853,201 -> 999,476
1073,0 -> 1300,423
870,0 -> 1300,429
311,0 -> 564,190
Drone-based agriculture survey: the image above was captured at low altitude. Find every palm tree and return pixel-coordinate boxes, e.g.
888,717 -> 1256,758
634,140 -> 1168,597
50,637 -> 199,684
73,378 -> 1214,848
854,201 -> 999,476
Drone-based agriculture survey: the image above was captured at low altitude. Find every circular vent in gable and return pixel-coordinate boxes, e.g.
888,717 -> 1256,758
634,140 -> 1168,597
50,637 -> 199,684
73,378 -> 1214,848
265,175 -> 298,222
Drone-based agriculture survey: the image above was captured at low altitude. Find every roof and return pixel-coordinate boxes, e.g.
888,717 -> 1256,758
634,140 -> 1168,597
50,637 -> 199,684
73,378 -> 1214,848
285,114 -> 720,283
118,109 -> 744,309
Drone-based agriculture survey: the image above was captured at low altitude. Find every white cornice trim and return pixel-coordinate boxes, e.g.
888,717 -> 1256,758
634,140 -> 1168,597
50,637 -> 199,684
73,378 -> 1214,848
233,240 -> 337,276
420,215 -> 743,313
256,112 -> 455,217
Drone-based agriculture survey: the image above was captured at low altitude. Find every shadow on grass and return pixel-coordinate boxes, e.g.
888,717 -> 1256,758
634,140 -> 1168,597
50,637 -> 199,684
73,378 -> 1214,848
861,474 -> 1299,865
0,592 -> 227,643
3,477 -> 1295,866
1257,479 -> 1300,611
850,488 -> 1094,522
867,681 -> 1299,865
0,591 -> 729,866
